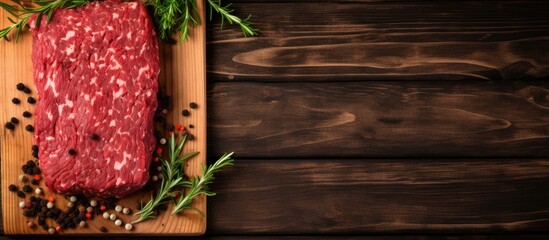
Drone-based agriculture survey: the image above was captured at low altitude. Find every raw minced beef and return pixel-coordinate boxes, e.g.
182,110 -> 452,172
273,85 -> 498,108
30,0 -> 160,198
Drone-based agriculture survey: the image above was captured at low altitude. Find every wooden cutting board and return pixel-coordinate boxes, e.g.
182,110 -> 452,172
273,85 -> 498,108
0,0 -> 207,235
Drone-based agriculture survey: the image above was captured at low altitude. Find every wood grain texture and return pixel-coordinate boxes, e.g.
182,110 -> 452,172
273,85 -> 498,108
208,159 -> 549,234
208,81 -> 549,158
0,0 -> 206,235
206,1 -> 549,81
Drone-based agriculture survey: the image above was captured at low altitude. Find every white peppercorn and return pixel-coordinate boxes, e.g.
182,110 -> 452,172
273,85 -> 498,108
159,138 -> 166,145
102,212 -> 110,219
19,201 -> 26,209
90,200 -> 97,207
125,223 -> 133,231
35,188 -> 42,195
79,221 -> 86,227
115,219 -> 122,226
122,207 -> 130,215
109,213 -> 117,221
69,195 -> 77,202
46,202 -> 53,209
18,174 -> 28,183
115,205 -> 122,212
87,206 -> 94,213
67,202 -> 74,208
48,227 -> 55,234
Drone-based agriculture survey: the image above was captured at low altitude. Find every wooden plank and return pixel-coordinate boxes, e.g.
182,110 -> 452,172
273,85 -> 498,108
206,236 -> 549,240
206,1 -> 549,81
207,159 -> 549,234
0,0 -> 207,235
208,81 -> 549,158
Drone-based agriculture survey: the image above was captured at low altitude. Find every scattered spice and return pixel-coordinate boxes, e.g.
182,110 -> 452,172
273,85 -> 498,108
23,111 -> 32,118
189,124 -> 194,128
122,207 -> 131,215
79,221 -> 86,227
48,227 -> 55,234
22,184 -> 32,193
109,213 -> 116,221
23,87 -> 32,94
115,219 -> 122,226
47,202 -> 54,209
90,200 -> 97,207
99,226 -> 107,232
8,184 -> 18,192
35,188 -> 43,195
17,191 -> 26,198
17,83 -> 26,91
11,117 -> 19,124
68,149 -> 76,156
27,221 -> 35,228
124,223 -> 133,231
32,144 -> 39,152
31,179 -> 39,185
189,102 -> 198,109
19,201 -> 26,208
25,124 -> 34,132
100,205 -> 107,211
181,109 -> 190,117
18,174 -> 28,182
12,97 -> 21,104
34,174 -> 42,181
27,96 -> 36,104
187,134 -> 195,140
115,205 -> 122,212
5,122 -> 15,130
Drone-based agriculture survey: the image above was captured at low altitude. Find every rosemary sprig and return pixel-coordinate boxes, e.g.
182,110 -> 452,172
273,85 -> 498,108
0,0 -> 89,41
207,0 -> 257,37
132,134 -> 234,224
132,133 -> 198,224
147,0 -> 258,42
172,152 -> 234,215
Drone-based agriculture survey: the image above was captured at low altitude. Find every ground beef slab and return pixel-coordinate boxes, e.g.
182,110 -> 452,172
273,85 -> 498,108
30,0 -> 159,198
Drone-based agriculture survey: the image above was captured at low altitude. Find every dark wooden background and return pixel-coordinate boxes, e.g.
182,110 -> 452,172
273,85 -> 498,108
2,0 -> 549,239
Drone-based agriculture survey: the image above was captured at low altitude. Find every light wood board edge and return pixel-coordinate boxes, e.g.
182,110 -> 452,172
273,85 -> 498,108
0,0 -> 206,235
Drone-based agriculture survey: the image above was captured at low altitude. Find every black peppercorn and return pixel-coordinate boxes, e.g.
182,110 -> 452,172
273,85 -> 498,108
33,167 -> 41,174
23,111 -> 32,118
68,149 -> 76,155
5,122 -> 15,130
12,98 -> 21,104
25,124 -> 34,132
189,124 -> 194,129
17,83 -> 26,91
23,185 -> 32,193
10,117 -> 19,124
27,160 -> 36,168
181,109 -> 190,117
189,102 -> 198,109
91,133 -> 100,140
32,144 -> 38,152
187,134 -> 195,140
17,191 -> 26,198
32,151 -> 38,158
23,87 -> 31,94
8,184 -> 18,192
27,97 -> 36,104
100,226 -> 107,232
31,179 -> 39,185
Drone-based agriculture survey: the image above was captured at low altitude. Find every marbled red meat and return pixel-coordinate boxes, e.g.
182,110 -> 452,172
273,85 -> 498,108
30,0 -> 159,198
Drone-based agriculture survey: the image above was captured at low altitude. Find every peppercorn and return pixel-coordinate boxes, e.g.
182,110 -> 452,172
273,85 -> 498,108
33,167 -> 41,174
23,111 -> 32,118
182,109 -> 190,117
187,134 -> 195,140
5,122 -> 15,130
91,133 -> 100,140
10,117 -> 19,124
27,160 -> 36,168
48,227 -> 55,234
8,184 -> 18,192
12,97 -> 21,104
31,179 -> 39,185
100,226 -> 107,232
22,185 -> 32,193
68,149 -> 76,155
23,87 -> 31,94
189,124 -> 194,128
16,190 -> 27,198
189,102 -> 198,109
27,97 -> 36,104
19,174 -> 28,183
25,124 -> 34,132
125,223 -> 133,231
34,174 -> 41,181
32,151 -> 38,158
32,144 -> 38,152
17,83 -> 26,91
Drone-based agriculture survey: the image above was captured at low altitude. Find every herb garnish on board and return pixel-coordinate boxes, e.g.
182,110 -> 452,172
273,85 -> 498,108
132,133 -> 234,224
0,0 -> 257,42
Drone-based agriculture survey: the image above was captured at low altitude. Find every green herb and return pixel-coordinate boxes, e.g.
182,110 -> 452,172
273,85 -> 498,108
1,0 -> 257,42
148,0 -> 258,42
132,133 -> 234,224
0,0 -> 90,41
